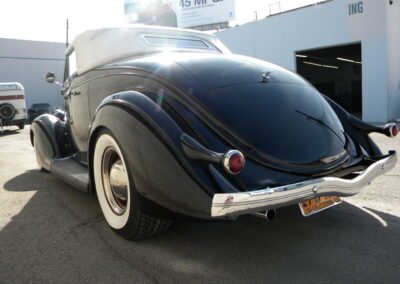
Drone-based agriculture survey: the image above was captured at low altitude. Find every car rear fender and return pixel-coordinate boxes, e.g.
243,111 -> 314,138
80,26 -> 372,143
324,96 -> 382,157
88,91 -> 215,218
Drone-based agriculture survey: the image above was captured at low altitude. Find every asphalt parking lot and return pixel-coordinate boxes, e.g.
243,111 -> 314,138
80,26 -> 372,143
0,126 -> 399,283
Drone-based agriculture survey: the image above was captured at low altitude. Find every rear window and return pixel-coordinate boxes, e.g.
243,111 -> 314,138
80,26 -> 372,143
143,35 -> 210,49
32,104 -> 51,109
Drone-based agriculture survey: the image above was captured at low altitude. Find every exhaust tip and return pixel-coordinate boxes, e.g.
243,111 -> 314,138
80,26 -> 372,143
250,209 -> 277,222
266,209 -> 276,222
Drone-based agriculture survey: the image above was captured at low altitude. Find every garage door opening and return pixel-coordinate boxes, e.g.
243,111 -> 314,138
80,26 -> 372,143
296,43 -> 362,117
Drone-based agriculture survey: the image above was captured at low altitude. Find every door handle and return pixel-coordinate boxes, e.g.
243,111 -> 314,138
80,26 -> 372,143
71,91 -> 81,96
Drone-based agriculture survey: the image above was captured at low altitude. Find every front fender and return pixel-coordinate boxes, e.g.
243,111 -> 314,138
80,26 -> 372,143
31,114 -> 69,170
88,91 -> 215,218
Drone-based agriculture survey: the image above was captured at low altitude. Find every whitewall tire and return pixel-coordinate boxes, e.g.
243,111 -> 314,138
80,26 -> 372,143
93,129 -> 172,240
93,133 -> 131,230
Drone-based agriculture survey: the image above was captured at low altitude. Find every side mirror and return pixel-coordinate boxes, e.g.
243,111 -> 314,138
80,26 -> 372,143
45,72 -> 63,87
45,72 -> 56,84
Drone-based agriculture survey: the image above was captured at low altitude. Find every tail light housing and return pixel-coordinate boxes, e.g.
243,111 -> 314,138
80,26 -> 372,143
386,123 -> 398,138
223,150 -> 245,175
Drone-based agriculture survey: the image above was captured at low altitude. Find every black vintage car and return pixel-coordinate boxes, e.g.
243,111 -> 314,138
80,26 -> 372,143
32,25 -> 397,240
28,103 -> 52,122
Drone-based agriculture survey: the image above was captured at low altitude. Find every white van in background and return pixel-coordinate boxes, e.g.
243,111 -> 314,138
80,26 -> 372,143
0,82 -> 27,130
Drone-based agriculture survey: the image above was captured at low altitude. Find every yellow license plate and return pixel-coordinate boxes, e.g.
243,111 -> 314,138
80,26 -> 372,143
299,196 -> 342,216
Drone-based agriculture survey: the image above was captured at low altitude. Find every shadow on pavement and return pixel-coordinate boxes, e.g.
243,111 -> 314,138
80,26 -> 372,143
1,170 -> 400,283
0,129 -> 21,137
3,170 -> 50,191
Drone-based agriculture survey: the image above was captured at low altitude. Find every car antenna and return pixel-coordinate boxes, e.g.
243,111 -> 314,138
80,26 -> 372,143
66,18 -> 69,48
63,18 -> 70,82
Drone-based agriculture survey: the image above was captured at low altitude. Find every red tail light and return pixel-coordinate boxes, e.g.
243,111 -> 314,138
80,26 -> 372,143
223,150 -> 245,175
387,123 -> 398,138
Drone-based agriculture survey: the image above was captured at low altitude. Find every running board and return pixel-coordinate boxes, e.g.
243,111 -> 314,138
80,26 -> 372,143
50,158 -> 90,193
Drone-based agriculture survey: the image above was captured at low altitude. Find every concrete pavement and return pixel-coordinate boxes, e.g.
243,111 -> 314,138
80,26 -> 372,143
0,127 -> 399,283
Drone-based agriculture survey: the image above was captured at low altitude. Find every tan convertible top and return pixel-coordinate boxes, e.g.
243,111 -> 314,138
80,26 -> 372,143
66,25 -> 231,75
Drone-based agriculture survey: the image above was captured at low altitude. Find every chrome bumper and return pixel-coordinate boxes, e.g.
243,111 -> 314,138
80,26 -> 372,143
211,152 -> 397,217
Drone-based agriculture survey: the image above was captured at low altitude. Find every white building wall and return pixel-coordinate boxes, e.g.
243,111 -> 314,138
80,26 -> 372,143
387,1 -> 400,120
216,0 -> 396,123
0,38 -> 65,109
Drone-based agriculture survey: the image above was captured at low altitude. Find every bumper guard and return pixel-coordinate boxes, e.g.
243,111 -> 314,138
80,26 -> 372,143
211,151 -> 397,217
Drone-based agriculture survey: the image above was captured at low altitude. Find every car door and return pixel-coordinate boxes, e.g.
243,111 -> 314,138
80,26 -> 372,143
63,51 -> 91,162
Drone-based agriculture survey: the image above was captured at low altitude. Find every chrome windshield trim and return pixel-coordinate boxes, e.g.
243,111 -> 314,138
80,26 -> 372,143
211,152 -> 397,217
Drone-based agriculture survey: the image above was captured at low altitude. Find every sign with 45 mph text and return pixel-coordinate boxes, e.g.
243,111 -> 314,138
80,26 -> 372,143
174,0 -> 235,28
124,0 -> 235,28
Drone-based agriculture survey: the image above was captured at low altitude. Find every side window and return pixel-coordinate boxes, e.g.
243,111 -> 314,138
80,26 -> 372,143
69,51 -> 77,77
64,50 -> 78,82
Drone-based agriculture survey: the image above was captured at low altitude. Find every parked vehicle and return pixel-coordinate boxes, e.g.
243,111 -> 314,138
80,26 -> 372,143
0,82 -> 27,130
31,26 -> 397,240
28,103 -> 52,122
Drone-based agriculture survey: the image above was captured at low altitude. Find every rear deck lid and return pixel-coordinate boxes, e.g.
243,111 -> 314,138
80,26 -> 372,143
200,82 -> 348,170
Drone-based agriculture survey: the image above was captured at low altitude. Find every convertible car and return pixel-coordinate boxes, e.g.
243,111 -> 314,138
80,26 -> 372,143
31,25 -> 398,240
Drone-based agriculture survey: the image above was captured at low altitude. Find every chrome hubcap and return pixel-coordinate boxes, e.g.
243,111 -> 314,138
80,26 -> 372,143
102,147 -> 129,215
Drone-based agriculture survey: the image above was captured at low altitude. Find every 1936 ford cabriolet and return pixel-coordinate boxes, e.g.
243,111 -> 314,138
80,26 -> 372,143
31,25 -> 398,240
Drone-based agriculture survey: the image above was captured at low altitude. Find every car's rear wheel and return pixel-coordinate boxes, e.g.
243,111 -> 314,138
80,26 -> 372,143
93,130 -> 171,240
18,122 -> 25,130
